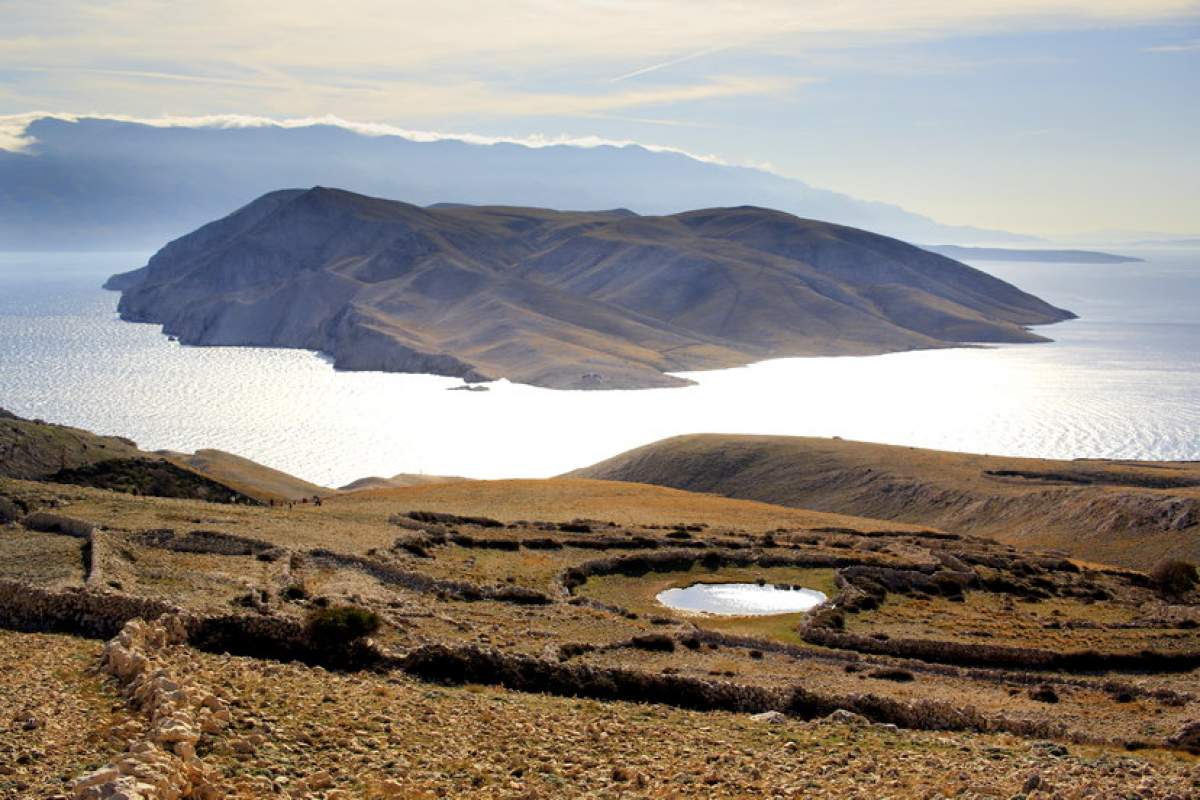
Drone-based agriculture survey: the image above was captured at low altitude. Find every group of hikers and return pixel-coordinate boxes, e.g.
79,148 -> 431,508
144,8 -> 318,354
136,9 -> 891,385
266,494 -> 323,509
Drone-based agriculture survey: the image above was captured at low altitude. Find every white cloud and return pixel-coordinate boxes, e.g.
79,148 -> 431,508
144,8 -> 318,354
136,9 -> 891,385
1144,38 -> 1200,51
0,111 -> 748,167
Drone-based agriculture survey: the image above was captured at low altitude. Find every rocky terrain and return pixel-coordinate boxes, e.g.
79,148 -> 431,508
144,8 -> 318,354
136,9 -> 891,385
570,434 -> 1200,569
0,409 -> 142,479
0,409 -> 327,504
1,466 -> 1197,798
106,187 -> 1074,389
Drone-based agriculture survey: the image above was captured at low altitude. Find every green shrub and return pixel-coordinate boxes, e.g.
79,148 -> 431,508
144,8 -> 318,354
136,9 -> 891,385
0,497 -> 22,524
1150,560 -> 1198,598
305,605 -> 381,647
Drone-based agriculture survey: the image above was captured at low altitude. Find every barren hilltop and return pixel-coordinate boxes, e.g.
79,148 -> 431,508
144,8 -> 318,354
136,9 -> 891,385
106,187 -> 1074,390
570,434 -> 1200,569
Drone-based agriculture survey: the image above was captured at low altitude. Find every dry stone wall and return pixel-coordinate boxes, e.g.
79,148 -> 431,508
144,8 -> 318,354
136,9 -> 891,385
72,614 -> 230,800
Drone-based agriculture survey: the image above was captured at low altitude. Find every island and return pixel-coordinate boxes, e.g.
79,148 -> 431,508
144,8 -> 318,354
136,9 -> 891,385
921,244 -> 1142,263
107,187 -> 1075,390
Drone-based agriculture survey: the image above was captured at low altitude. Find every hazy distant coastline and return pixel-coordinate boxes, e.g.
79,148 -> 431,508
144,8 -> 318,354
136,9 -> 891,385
922,245 -> 1142,264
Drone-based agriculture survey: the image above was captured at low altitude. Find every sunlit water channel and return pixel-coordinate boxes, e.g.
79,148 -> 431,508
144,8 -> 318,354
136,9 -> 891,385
1,248 -> 1197,487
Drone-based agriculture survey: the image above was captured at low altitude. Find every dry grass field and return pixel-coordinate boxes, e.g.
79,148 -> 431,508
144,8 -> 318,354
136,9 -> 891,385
1,469 -> 1198,799
571,433 -> 1200,568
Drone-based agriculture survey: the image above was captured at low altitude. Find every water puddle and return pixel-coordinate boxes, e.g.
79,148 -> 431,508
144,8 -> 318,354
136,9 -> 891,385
656,582 -> 827,616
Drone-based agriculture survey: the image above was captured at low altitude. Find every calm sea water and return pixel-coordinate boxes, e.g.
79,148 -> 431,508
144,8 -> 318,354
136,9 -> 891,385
1,249 -> 1197,486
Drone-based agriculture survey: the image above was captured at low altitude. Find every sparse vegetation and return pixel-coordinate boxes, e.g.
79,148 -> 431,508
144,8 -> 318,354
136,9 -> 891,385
1150,559 -> 1198,598
48,458 -> 259,504
1,469 -> 1199,797
305,604 -> 381,647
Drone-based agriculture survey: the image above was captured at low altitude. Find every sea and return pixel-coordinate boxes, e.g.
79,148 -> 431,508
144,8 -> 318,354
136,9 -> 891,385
1,248 -> 1197,487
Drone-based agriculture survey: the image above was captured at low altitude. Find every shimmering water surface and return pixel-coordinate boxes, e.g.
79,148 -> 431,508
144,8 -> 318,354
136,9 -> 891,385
1,249 -> 1197,486
656,583 -> 827,616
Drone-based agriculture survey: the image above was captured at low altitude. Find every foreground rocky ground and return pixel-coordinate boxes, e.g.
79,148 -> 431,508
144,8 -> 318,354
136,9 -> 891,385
4,625 -> 1198,800
1,475 -> 1198,798
0,631 -> 142,799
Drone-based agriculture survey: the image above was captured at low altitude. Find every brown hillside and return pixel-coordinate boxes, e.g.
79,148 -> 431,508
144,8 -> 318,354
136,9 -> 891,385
0,410 -> 331,504
107,188 -> 1074,390
569,434 -> 1200,568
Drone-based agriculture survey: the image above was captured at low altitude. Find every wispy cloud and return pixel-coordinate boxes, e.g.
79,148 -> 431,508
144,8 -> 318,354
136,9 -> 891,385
2,1 -> 1197,111
610,46 -> 731,83
1144,38 -> 1200,51
4,68 -> 803,124
11,66 -> 303,92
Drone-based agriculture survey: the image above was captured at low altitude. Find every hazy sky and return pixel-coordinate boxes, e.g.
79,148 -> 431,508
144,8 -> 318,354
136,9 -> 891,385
2,0 -> 1198,236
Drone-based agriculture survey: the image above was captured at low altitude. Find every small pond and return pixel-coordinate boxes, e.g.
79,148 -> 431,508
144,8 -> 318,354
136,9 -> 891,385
655,582 -> 827,616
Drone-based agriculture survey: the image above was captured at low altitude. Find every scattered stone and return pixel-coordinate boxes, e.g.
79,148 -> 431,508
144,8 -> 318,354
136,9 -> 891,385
1023,771 -> 1041,793
1167,720 -> 1200,751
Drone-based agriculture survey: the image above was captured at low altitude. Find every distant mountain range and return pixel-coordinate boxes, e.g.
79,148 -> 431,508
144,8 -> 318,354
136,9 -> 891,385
1130,238 -> 1200,247
106,187 -> 1074,390
0,116 -> 1040,250
921,245 -> 1142,264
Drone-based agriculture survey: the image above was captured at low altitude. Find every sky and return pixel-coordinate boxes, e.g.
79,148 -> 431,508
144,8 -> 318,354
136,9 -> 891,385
1,0 -> 1198,237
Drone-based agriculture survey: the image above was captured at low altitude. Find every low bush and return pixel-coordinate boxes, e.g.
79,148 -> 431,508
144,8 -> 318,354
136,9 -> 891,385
629,633 -> 676,653
0,497 -> 23,524
1150,559 -> 1198,598
305,605 -> 381,647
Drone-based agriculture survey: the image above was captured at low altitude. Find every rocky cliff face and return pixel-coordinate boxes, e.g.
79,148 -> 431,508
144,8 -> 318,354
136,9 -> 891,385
109,188 -> 1075,389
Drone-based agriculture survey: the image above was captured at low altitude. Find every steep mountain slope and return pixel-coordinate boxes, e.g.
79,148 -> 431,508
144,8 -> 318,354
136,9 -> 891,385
108,188 -> 1074,390
0,115 -> 1037,249
569,434 -> 1200,568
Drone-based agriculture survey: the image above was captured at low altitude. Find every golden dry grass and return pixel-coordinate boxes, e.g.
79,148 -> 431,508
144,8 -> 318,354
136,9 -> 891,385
164,449 -> 333,502
570,434 -> 1200,567
173,644 -> 1200,800
337,478 -> 927,532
